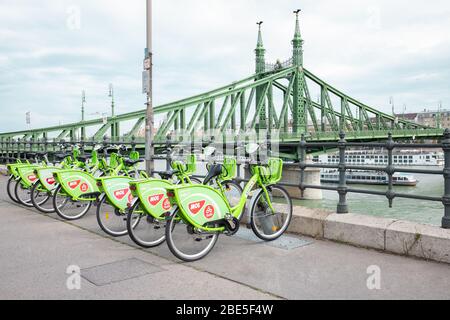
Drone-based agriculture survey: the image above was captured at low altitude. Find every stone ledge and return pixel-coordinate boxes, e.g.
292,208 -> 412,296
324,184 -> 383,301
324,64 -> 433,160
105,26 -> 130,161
288,206 -> 331,238
0,166 -> 7,176
286,205 -> 450,264
324,213 -> 396,250
386,220 -> 450,264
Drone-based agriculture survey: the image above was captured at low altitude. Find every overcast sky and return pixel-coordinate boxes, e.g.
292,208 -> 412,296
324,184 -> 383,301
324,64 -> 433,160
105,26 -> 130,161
0,0 -> 449,133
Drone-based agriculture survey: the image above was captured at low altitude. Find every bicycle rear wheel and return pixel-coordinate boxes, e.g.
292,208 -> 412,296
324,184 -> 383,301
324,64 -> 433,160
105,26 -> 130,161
165,209 -> 219,262
208,180 -> 242,209
30,181 -> 54,213
96,195 -> 128,237
250,185 -> 292,241
53,185 -> 92,220
126,200 -> 166,248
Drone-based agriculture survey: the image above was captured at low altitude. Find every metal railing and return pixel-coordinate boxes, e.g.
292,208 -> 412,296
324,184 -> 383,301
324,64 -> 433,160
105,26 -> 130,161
1,131 -> 449,229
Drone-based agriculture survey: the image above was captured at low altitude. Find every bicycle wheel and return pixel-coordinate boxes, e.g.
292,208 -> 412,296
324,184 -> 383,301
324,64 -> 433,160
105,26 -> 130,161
250,185 -> 292,241
189,177 -> 202,184
165,209 -> 219,262
96,195 -> 128,237
14,180 -> 34,207
52,185 -> 92,220
209,180 -> 243,209
126,199 -> 166,248
7,176 -> 20,204
30,181 -> 54,213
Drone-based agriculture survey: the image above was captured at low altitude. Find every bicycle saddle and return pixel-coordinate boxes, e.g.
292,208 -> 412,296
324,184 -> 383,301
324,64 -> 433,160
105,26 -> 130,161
203,164 -> 223,185
26,152 -> 37,159
36,152 -> 48,157
124,159 -> 144,167
77,155 -> 91,163
54,153 -> 68,160
159,170 -> 176,180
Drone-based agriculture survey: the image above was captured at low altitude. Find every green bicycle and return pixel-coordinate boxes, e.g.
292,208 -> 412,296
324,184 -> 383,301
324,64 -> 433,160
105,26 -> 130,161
164,144 -> 293,262
52,144 -> 145,221
125,154 -> 202,246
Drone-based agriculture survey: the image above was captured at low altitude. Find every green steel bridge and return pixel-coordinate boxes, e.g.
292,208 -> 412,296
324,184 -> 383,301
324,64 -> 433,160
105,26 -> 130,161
0,14 -> 444,157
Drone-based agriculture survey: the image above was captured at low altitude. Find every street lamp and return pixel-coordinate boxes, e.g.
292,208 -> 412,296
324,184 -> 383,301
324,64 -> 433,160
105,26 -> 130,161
144,0 -> 154,174
108,83 -> 114,117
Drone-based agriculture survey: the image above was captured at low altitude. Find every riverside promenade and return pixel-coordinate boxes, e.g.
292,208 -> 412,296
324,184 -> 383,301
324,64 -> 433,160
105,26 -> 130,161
0,175 -> 449,300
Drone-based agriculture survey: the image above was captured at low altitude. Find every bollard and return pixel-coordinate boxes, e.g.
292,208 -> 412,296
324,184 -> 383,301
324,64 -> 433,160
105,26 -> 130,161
337,131 -> 348,214
441,129 -> 450,229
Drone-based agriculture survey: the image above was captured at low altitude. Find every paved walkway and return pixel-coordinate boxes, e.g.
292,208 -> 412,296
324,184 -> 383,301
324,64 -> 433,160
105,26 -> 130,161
0,176 -> 449,300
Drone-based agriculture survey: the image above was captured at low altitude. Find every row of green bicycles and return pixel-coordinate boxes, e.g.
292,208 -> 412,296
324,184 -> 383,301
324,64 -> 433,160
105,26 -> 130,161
5,142 -> 293,261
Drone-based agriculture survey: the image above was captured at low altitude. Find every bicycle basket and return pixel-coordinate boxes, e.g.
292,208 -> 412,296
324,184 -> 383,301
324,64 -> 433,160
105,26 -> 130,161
259,158 -> 283,185
129,151 -> 140,161
220,157 -> 237,181
171,154 -> 197,175
109,153 -> 119,168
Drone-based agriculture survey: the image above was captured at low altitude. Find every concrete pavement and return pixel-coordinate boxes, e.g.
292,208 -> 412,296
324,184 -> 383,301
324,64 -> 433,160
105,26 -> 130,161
0,176 -> 449,300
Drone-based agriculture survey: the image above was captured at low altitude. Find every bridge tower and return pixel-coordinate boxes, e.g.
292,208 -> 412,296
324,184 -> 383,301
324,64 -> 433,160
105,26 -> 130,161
255,21 -> 267,130
292,10 -> 307,134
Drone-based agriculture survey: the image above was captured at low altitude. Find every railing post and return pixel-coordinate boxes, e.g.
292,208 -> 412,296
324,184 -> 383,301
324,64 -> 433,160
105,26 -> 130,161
166,133 -> 172,171
441,129 -> 450,229
386,133 -> 395,208
6,138 -> 10,164
131,136 -> 136,152
337,131 -> 348,214
298,134 -> 306,198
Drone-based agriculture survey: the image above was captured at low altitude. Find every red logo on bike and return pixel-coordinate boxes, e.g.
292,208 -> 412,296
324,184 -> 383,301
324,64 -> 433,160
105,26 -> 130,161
128,193 -> 134,203
28,175 -> 37,182
148,194 -> 164,206
46,177 -> 55,185
114,188 -> 129,200
162,198 -> 171,211
188,200 -> 205,215
68,180 -> 81,189
80,183 -> 89,192
204,205 -> 215,219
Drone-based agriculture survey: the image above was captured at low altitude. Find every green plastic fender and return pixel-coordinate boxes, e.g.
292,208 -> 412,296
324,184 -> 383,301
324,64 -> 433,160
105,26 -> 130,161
129,179 -> 174,220
16,165 -> 41,188
97,176 -> 134,211
169,185 -> 232,228
7,163 -> 32,178
53,169 -> 99,200
35,167 -> 62,192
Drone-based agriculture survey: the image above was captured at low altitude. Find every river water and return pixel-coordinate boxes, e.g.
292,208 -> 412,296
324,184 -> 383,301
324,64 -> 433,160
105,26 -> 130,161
297,167 -> 444,226
151,160 -> 444,226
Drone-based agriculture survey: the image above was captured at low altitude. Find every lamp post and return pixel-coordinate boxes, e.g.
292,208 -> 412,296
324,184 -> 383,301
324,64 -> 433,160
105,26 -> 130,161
81,90 -> 86,140
144,0 -> 154,175
109,84 -> 114,117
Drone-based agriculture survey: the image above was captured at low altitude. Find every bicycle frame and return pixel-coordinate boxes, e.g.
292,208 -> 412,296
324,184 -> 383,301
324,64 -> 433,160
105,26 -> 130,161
166,165 -> 277,233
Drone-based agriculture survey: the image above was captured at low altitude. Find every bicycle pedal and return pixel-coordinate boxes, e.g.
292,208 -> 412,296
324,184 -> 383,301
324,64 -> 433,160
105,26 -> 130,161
194,238 -> 202,242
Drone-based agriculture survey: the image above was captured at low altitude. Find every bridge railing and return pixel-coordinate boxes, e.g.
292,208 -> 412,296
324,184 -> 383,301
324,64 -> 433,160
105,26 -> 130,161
1,131 -> 449,229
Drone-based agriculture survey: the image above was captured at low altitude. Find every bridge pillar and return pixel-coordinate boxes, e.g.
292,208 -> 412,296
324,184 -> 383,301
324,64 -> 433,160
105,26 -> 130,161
292,11 -> 307,135
255,22 -> 267,130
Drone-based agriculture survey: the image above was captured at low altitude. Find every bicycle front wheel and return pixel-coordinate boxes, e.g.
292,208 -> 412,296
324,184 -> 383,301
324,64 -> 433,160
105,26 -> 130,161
53,185 -> 92,220
14,180 -> 34,207
7,176 -> 20,204
250,185 -> 292,241
96,195 -> 128,237
126,200 -> 166,248
165,209 -> 219,262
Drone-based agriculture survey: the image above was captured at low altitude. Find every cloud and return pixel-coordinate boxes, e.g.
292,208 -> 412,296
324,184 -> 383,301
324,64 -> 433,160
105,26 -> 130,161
0,0 -> 449,133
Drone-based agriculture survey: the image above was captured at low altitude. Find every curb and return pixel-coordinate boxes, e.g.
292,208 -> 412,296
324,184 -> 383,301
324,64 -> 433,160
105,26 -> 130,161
286,206 -> 450,264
